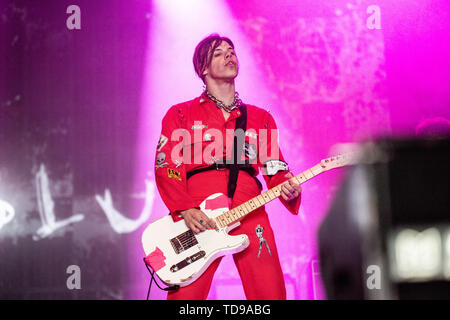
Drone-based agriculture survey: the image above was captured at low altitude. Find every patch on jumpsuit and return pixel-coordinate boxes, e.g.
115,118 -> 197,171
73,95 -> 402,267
167,168 -> 182,181
255,224 -> 272,258
156,134 -> 168,151
155,152 -> 169,169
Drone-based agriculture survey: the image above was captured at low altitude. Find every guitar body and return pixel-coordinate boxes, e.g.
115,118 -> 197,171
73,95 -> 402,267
142,193 -> 249,287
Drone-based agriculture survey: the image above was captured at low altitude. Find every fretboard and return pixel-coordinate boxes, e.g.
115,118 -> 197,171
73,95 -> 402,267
215,163 -> 325,228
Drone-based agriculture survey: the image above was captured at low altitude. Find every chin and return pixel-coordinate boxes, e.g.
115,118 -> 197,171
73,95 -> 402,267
225,70 -> 238,79
210,70 -> 238,82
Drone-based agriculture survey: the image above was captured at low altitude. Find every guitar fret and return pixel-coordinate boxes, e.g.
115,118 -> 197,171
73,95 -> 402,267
248,200 -> 256,210
230,209 -> 237,221
272,188 -> 280,197
257,197 -> 263,207
267,189 -> 276,199
234,211 -> 240,220
255,195 -> 262,206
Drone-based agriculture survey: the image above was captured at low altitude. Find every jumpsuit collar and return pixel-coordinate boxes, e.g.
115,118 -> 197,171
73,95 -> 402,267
198,91 -> 242,123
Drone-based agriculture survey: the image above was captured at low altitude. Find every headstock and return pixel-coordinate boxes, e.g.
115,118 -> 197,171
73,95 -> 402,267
320,152 -> 358,170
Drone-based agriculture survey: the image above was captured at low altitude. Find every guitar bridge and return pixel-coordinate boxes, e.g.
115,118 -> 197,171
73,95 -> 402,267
170,229 -> 198,254
170,251 -> 206,273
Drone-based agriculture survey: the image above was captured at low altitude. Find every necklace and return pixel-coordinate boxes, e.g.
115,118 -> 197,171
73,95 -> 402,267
204,90 -> 242,113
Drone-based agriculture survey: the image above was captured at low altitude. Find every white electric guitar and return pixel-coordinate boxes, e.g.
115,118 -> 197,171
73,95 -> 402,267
142,154 -> 356,287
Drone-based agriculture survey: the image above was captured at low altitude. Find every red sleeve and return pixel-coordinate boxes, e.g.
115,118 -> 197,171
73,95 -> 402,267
154,105 -> 199,222
258,111 -> 301,215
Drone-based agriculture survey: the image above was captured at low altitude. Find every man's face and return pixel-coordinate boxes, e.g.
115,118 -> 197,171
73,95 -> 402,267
203,40 -> 239,82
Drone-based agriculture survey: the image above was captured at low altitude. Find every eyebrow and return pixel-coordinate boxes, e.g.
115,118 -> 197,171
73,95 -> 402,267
214,47 -> 234,51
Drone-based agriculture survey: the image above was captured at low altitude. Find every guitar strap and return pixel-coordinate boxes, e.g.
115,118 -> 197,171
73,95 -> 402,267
227,104 -> 247,199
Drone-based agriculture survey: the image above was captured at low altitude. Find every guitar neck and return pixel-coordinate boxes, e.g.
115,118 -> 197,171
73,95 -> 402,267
215,163 -> 325,228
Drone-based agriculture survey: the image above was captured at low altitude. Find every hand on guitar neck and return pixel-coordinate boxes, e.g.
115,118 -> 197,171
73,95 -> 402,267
179,208 -> 217,234
279,172 -> 302,201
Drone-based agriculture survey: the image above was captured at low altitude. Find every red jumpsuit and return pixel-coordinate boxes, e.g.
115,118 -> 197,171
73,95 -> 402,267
154,92 -> 301,300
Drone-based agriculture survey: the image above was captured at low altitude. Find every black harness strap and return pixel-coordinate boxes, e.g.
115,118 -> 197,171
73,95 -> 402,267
227,104 -> 247,199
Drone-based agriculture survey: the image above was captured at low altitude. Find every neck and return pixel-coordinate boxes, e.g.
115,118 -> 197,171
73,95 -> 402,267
205,80 -> 235,106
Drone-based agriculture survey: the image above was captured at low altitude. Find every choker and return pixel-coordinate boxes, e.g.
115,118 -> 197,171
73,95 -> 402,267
204,90 -> 242,113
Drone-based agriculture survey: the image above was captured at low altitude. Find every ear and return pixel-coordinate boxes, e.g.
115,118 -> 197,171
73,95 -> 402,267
202,68 -> 208,76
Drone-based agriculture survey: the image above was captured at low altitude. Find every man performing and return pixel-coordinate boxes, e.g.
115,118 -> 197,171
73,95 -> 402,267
154,34 -> 302,300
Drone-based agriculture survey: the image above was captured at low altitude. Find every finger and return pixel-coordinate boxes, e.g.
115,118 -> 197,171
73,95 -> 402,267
198,212 -> 216,230
285,181 -> 295,192
188,222 -> 201,234
280,186 -> 287,200
208,218 -> 216,230
289,182 -> 301,195
189,214 -> 206,232
288,182 -> 300,194
200,214 -> 212,228
289,179 -> 297,187
195,219 -> 207,232
290,182 -> 301,194
284,185 -> 297,200
282,184 -> 294,194
280,188 -> 290,201
283,185 -> 293,200
197,213 -> 211,230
